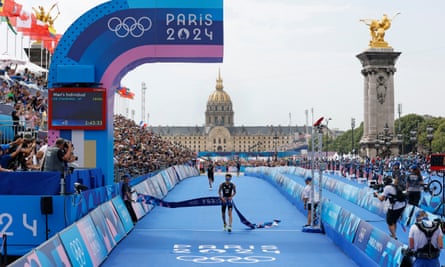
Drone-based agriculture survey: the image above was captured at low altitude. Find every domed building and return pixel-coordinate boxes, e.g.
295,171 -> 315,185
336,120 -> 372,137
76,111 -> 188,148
150,70 -> 306,155
205,70 -> 234,127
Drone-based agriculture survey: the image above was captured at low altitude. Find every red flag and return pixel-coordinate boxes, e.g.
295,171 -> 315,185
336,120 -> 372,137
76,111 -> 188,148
17,13 -> 50,41
116,87 -> 135,100
42,33 -> 61,54
0,0 -> 22,17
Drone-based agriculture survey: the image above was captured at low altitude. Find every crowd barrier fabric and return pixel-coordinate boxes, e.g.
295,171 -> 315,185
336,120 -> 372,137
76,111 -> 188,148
245,166 -> 410,267
4,165 -> 229,265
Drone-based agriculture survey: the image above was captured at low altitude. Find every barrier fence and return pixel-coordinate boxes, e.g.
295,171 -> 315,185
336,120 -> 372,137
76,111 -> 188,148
245,166 -> 444,267
5,165 -> 199,266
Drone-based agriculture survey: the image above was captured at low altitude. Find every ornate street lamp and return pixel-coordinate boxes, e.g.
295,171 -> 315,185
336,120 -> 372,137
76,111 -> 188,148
410,130 -> 417,153
351,118 -> 355,155
374,141 -> 380,157
397,133 -> 403,155
427,125 -> 434,154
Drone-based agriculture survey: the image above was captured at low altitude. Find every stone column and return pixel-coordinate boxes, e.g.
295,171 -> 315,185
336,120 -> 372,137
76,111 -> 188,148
357,48 -> 401,158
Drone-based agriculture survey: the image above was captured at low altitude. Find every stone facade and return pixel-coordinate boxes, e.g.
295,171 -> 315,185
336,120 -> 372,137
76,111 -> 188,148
357,48 -> 401,157
150,71 -> 306,153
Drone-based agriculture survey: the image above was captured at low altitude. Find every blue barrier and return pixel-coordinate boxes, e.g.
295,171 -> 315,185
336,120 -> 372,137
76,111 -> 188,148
245,166 -> 408,267
7,165 -> 200,265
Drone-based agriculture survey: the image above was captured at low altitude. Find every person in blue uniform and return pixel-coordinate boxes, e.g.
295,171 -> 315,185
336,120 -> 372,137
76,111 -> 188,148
218,173 -> 236,232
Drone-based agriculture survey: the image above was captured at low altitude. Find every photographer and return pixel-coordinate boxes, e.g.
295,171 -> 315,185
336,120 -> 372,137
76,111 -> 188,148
408,210 -> 443,267
41,138 -> 76,175
374,176 -> 406,240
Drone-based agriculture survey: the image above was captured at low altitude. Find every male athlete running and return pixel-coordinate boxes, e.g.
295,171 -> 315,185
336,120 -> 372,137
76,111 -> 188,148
219,173 -> 237,232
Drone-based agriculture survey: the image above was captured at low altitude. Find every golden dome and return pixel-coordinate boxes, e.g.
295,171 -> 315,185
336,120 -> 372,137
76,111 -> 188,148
207,69 -> 232,104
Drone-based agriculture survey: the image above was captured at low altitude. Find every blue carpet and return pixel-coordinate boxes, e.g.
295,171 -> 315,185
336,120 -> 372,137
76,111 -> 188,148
102,174 -> 358,267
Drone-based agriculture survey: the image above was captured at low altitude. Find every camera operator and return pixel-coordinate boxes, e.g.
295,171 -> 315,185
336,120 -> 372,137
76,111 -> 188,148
408,210 -> 443,267
392,161 -> 406,189
41,138 -> 76,175
374,176 -> 407,240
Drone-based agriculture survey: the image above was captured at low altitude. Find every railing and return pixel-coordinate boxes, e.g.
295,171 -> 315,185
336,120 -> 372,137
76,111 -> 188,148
0,121 -> 47,144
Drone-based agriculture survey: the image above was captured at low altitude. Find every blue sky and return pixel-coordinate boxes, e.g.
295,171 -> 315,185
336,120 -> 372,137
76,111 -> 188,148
15,0 -> 445,130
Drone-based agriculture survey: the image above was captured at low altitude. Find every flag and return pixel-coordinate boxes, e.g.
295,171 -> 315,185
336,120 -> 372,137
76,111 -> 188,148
9,5 -> 31,29
1,0 -> 22,17
116,87 -> 135,100
16,13 -> 50,41
42,33 -> 61,54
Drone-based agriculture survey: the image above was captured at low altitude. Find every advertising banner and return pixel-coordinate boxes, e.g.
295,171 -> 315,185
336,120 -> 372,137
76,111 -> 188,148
59,224 -> 94,267
101,200 -> 127,240
111,197 -> 135,234
335,208 -> 361,243
76,215 -> 108,266
89,207 -> 117,253
353,220 -> 374,252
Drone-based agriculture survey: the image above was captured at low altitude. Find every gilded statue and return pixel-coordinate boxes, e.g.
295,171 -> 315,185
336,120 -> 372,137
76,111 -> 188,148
32,3 -> 60,27
360,13 -> 400,48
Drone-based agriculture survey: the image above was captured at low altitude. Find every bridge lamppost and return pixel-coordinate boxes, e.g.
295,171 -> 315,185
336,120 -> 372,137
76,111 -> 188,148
351,118 -> 355,156
381,123 -> 393,158
374,141 -> 380,157
427,125 -> 434,154
410,130 -> 417,153
397,133 -> 403,155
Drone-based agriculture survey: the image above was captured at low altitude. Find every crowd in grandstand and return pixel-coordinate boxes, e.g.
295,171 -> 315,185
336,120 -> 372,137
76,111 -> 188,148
113,115 -> 197,178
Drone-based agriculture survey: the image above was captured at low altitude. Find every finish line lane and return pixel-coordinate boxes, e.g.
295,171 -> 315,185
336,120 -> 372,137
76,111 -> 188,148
101,175 -> 357,267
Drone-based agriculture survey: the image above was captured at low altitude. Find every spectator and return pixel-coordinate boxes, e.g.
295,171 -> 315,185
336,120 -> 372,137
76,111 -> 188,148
121,174 -> 138,224
41,138 -> 75,175
0,137 -> 24,170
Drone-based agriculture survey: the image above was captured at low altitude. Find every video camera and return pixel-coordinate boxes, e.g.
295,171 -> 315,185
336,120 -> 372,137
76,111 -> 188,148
370,182 -> 385,193
63,140 -> 79,161
370,176 -> 393,194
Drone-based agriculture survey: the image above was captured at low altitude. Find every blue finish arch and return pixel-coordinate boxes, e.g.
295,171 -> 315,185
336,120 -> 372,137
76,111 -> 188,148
47,0 -> 223,185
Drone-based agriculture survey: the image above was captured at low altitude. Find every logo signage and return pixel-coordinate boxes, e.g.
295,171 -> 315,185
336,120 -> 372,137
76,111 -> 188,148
173,244 -> 280,264
104,9 -> 222,44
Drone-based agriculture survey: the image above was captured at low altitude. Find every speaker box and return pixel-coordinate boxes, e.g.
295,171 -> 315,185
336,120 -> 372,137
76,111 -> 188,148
40,196 -> 53,215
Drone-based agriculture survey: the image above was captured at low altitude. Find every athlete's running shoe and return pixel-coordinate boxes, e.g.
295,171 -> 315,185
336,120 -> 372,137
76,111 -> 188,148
227,225 -> 232,232
223,224 -> 227,231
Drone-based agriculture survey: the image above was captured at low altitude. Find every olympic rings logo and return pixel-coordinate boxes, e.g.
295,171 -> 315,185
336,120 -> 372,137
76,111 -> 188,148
69,238 -> 86,266
176,255 -> 276,264
108,16 -> 152,38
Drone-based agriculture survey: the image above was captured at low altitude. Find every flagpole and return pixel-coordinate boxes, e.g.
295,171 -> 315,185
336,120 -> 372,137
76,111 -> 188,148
20,35 -> 24,60
6,21 -> 9,52
28,37 -> 31,59
14,32 -> 17,57
40,40 -> 43,67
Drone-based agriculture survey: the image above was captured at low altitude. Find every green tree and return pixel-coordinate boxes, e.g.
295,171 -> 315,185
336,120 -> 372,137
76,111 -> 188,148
322,115 -> 445,156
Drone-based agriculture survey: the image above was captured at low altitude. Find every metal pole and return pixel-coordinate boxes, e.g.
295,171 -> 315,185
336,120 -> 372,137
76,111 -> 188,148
317,126 -> 323,228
